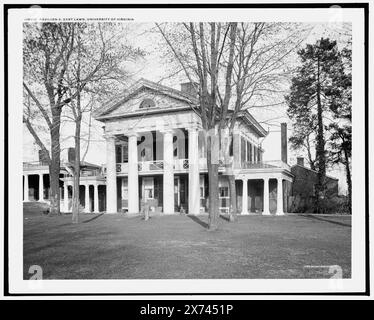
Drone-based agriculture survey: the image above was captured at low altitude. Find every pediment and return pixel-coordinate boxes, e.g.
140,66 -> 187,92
108,87 -> 191,117
95,79 -> 198,120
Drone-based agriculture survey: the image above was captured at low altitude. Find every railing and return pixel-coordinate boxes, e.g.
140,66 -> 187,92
138,160 -> 164,172
116,163 -> 128,173
241,160 -> 290,170
23,161 -> 49,168
174,159 -> 189,170
102,159 -> 291,175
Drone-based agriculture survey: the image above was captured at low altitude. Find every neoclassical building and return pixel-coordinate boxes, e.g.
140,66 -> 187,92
23,150 -> 106,213
94,79 -> 293,215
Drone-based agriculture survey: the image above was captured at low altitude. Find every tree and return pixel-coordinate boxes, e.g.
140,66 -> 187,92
222,23 -> 308,221
286,38 -> 346,212
23,23 -> 76,215
62,23 -> 144,223
157,22 -> 309,226
328,123 -> 351,212
327,46 -> 352,213
157,22 -> 238,230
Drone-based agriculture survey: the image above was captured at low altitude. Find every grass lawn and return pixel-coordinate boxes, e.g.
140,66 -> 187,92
23,203 -> 351,279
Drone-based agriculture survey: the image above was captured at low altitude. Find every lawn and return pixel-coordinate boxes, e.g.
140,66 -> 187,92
23,203 -> 351,279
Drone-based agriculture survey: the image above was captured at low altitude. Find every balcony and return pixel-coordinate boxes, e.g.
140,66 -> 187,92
102,159 -> 291,175
241,160 -> 290,171
138,160 -> 164,172
23,161 -> 49,169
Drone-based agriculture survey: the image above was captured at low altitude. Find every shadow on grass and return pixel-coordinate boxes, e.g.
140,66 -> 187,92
300,214 -> 351,228
83,213 -> 104,223
186,214 -> 209,229
219,214 -> 230,222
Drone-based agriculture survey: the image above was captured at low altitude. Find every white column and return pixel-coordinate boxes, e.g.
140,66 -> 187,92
241,179 -> 248,215
63,183 -> 69,212
128,133 -> 139,214
106,135 -> 117,214
94,184 -> 99,213
85,184 -> 90,213
276,177 -> 284,215
188,128 -> 200,214
23,174 -> 29,202
263,177 -> 270,215
38,174 -> 44,201
163,130 -> 174,214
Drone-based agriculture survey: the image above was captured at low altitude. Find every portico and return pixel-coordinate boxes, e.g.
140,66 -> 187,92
237,171 -> 293,215
61,176 -> 106,213
104,123 -> 201,215
94,78 -> 293,216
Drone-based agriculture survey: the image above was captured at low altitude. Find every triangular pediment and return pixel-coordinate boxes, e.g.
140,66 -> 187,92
95,79 -> 197,120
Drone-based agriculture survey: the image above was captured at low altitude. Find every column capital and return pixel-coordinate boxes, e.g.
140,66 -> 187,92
126,132 -> 139,138
103,134 -> 116,141
187,126 -> 200,133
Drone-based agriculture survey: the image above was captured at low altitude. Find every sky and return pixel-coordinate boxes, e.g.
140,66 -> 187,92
23,22 -> 351,195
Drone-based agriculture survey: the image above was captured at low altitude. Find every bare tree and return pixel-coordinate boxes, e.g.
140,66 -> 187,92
157,22 -> 237,230
23,23 -> 76,215
62,23 -> 144,223
157,22 -> 310,225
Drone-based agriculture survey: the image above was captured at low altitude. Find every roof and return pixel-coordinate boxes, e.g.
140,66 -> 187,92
64,161 -> 101,170
291,164 -> 339,181
235,110 -> 268,138
94,78 -> 267,137
94,78 -> 198,120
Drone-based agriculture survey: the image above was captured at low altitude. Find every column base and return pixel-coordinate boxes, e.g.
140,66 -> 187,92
262,211 -> 271,215
275,211 -> 284,216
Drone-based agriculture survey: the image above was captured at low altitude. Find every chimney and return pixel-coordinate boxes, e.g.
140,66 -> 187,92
68,147 -> 76,163
281,123 -> 287,163
38,149 -> 49,165
180,82 -> 198,97
297,157 -> 304,167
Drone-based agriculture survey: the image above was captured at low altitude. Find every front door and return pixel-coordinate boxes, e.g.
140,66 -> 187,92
142,177 -> 155,211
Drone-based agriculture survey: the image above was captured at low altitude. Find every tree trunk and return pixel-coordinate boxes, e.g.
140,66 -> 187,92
72,119 -> 81,224
315,54 -> 326,213
343,149 -> 352,214
207,134 -> 219,230
224,131 -> 237,222
228,175 -> 237,222
49,117 -> 61,216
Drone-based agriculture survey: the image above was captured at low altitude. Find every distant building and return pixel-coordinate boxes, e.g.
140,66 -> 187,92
23,147 -> 106,213
289,157 -> 339,212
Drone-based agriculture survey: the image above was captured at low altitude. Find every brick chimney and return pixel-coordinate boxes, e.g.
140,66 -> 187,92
180,82 -> 198,97
68,147 -> 76,163
297,157 -> 304,167
38,149 -> 49,165
281,123 -> 287,163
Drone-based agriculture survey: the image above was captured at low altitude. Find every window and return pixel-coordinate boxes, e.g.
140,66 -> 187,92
200,187 -> 204,198
219,186 -> 229,198
139,99 -> 155,109
115,145 -> 122,163
173,147 -> 178,157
